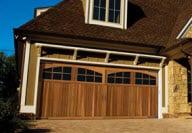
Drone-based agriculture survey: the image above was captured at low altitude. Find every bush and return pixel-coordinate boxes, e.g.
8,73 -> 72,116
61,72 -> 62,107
0,96 -> 28,133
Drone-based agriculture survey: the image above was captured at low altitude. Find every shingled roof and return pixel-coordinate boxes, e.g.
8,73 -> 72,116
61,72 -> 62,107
17,0 -> 192,49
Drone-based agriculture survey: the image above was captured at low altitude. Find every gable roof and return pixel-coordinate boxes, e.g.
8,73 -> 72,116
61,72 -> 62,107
16,0 -> 192,50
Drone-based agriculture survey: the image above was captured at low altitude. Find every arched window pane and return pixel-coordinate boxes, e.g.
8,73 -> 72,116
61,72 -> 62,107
107,72 -> 130,84
43,66 -> 72,81
77,68 -> 102,83
135,72 -> 156,85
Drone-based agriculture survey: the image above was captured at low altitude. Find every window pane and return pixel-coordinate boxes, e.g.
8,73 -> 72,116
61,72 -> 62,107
136,79 -> 142,84
100,0 -> 106,8
53,67 -> 62,72
95,72 -> 102,76
78,68 -> 85,74
93,0 -> 106,21
114,11 -> 120,23
143,79 -> 149,85
77,75 -> 85,81
150,80 -> 156,85
100,8 -> 106,21
95,76 -> 102,83
115,0 -> 120,10
63,74 -> 71,80
44,68 -> 52,72
124,72 -> 130,78
143,74 -> 149,79
109,0 -> 114,9
116,78 -> 122,83
108,77 -> 115,83
43,72 -> 52,79
109,10 -> 114,22
116,72 -> 123,77
53,73 -> 62,80
94,0 -> 99,6
108,73 -> 115,77
93,7 -> 99,20
136,73 -> 142,78
150,76 -> 156,80
63,67 -> 71,73
86,75 -> 94,82
123,78 -> 130,84
87,70 -> 94,75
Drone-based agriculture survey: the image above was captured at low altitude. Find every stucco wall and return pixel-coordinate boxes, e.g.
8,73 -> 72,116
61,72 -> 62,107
168,60 -> 191,114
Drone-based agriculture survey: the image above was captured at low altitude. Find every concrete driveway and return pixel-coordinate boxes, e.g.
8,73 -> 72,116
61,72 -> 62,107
28,118 -> 192,133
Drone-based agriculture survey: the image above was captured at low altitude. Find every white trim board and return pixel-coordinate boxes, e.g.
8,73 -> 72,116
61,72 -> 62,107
20,41 -> 31,113
35,43 -> 166,59
40,57 -> 161,70
177,17 -> 192,39
158,68 -> 163,119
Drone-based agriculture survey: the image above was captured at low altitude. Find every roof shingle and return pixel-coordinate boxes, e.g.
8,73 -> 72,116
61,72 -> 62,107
18,0 -> 192,49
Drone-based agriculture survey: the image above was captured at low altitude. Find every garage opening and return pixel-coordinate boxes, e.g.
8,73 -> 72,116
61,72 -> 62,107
38,62 -> 158,119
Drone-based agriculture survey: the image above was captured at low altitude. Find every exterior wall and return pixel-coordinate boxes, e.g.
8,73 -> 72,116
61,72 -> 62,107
25,44 -> 40,105
167,60 -> 191,114
81,0 -> 86,13
184,25 -> 192,38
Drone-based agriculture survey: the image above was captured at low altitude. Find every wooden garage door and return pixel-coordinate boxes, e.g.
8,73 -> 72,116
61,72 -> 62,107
38,62 -> 158,118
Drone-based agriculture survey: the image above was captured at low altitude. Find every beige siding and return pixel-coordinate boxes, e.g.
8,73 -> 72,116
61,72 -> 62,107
81,0 -> 86,14
25,44 -> 40,105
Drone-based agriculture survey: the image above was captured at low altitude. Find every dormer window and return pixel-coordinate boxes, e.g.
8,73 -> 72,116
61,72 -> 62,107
86,0 -> 128,29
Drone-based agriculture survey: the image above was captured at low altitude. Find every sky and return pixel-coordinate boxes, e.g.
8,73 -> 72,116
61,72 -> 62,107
0,0 -> 61,55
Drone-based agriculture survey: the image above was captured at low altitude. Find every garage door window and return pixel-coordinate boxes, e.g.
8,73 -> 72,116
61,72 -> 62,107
43,67 -> 72,80
77,68 -> 102,83
135,73 -> 156,85
107,72 -> 130,84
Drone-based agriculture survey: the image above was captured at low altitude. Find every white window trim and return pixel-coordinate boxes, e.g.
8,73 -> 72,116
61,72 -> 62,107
86,0 -> 128,29
177,17 -> 192,39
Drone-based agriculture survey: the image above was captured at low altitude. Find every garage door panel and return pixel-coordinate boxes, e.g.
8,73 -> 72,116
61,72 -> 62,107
94,85 -> 107,116
150,86 -> 158,117
39,63 -> 158,119
107,85 -> 136,116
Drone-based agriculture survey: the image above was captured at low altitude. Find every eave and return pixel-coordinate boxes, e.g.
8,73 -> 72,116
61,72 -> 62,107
14,29 -> 164,55
161,38 -> 192,60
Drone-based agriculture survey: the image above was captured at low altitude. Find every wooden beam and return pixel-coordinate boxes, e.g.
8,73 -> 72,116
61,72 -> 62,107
73,49 -> 78,60
133,55 -> 139,65
105,52 -> 110,63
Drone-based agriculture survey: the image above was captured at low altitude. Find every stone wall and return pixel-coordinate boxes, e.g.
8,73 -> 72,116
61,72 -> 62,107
184,25 -> 192,38
168,60 -> 191,114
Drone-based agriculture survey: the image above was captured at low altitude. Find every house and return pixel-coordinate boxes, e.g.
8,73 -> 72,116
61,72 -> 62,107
14,0 -> 192,119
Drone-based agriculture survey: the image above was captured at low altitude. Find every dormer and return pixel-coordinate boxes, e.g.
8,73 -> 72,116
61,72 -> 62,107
85,0 -> 128,29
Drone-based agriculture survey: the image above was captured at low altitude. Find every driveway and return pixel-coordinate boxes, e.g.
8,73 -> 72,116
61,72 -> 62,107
28,118 -> 192,133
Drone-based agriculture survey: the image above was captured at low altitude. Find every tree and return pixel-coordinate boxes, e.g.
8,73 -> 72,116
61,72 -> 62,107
0,52 -> 19,99
0,52 -> 27,132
